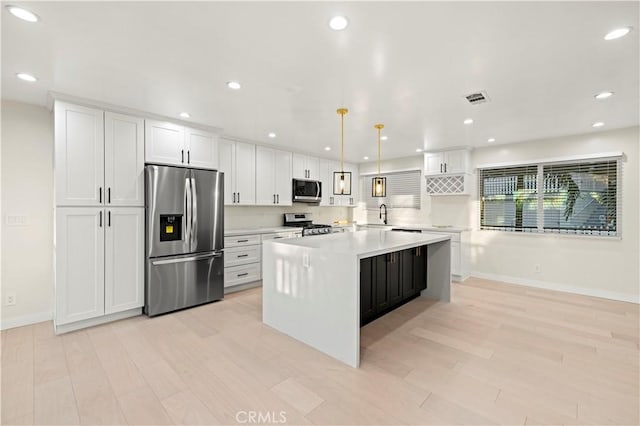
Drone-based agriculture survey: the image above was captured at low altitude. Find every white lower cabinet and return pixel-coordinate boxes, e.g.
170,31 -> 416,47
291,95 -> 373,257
55,207 -> 144,329
223,230 -> 297,292
55,208 -> 105,325
104,208 -> 144,314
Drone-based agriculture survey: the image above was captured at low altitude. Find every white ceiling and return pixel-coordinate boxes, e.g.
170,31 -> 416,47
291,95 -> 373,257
2,1 -> 638,163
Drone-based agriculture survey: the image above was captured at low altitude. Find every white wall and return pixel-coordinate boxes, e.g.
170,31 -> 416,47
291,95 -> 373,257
1,101 -> 54,328
355,126 -> 639,303
469,126 -> 639,303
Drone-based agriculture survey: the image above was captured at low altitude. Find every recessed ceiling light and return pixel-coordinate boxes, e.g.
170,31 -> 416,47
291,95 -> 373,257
226,81 -> 241,90
594,91 -> 614,100
324,146 -> 331,151
604,27 -> 632,41
179,112 -> 190,118
268,132 -> 276,138
363,156 -> 369,160
329,16 -> 349,31
416,148 -> 423,152
16,73 -> 37,82
380,135 -> 388,141
6,5 -> 39,22
592,122 -> 605,128
463,118 -> 474,125
487,138 -> 496,143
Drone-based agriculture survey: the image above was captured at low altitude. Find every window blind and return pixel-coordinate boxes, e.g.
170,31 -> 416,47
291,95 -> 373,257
479,157 -> 621,237
542,160 -> 618,236
362,170 -> 421,209
479,165 -> 539,232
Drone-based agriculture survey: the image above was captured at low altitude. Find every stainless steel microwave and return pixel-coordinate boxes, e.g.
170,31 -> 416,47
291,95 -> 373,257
292,179 -> 322,204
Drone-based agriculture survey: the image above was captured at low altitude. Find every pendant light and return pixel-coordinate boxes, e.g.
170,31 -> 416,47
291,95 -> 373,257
333,108 -> 352,195
372,123 -> 386,197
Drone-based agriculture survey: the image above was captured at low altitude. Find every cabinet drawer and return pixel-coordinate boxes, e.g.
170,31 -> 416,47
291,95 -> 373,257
224,245 -> 261,267
261,232 -> 293,241
224,234 -> 261,247
224,263 -> 261,287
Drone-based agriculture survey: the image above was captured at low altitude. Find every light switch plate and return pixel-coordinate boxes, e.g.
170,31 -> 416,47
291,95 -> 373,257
5,215 -> 29,226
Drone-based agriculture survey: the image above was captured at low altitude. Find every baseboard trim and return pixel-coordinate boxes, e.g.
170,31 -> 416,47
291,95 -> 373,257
54,308 -> 142,334
470,271 -> 640,304
1,311 -> 53,330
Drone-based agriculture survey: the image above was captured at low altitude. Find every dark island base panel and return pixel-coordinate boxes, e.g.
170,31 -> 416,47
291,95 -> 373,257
360,245 -> 428,327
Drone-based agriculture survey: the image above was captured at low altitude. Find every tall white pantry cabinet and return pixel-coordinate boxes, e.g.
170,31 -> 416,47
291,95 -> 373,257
54,101 -> 144,332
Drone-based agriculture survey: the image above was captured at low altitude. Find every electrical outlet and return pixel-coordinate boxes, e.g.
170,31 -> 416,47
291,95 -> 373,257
5,292 -> 16,306
302,253 -> 310,268
534,264 -> 541,273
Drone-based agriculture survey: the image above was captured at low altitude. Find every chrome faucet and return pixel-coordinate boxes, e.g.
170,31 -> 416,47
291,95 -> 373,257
379,203 -> 388,225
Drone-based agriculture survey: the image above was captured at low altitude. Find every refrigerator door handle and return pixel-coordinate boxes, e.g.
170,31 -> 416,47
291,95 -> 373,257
151,251 -> 222,266
185,177 -> 192,251
190,177 -> 198,249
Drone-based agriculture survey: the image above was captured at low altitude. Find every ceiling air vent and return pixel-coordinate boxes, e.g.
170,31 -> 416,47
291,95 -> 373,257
464,91 -> 489,105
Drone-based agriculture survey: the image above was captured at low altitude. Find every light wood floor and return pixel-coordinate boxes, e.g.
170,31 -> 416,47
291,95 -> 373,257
2,278 -> 638,425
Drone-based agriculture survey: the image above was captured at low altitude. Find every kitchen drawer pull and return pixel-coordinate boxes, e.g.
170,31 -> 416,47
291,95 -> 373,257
237,272 -> 249,277
237,254 -> 249,258
273,236 -> 284,239
237,239 -> 249,243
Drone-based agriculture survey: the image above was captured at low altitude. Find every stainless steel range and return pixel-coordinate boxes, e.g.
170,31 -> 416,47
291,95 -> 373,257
283,213 -> 333,236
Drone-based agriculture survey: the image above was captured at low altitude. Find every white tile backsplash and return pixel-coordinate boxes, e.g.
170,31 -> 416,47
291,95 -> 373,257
225,205 -> 352,229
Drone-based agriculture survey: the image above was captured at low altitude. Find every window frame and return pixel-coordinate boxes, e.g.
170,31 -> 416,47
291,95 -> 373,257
477,153 -> 622,238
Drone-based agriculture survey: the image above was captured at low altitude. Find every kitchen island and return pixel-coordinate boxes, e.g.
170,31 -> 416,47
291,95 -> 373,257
262,230 -> 451,367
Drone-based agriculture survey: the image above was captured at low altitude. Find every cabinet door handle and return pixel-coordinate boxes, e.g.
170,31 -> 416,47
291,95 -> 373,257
99,211 -> 102,227
440,163 -> 443,173
277,194 -> 279,204
237,254 -> 249,258
237,272 -> 249,277
237,192 -> 240,203
107,187 -> 111,204
181,150 -> 184,163
444,163 -> 447,173
273,194 -> 276,204
108,211 -> 111,227
187,151 -> 190,164
99,187 -> 102,203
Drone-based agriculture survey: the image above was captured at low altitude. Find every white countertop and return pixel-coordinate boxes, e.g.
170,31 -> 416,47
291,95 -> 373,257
225,226 -> 302,236
360,223 -> 471,233
264,229 -> 450,258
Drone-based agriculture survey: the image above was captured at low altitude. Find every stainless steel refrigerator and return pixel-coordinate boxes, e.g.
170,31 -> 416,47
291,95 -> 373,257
145,165 -> 224,316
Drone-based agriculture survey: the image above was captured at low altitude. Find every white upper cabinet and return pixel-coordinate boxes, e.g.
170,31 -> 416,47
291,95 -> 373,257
424,149 -> 471,175
256,147 -> 292,206
219,139 -> 256,205
145,120 -> 185,166
274,150 -> 293,206
55,207 -> 105,325
104,112 -> 144,206
292,154 -> 320,180
104,208 -> 144,314
255,146 -> 276,205
55,102 -> 105,206
185,127 -> 219,169
145,121 -> 219,170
